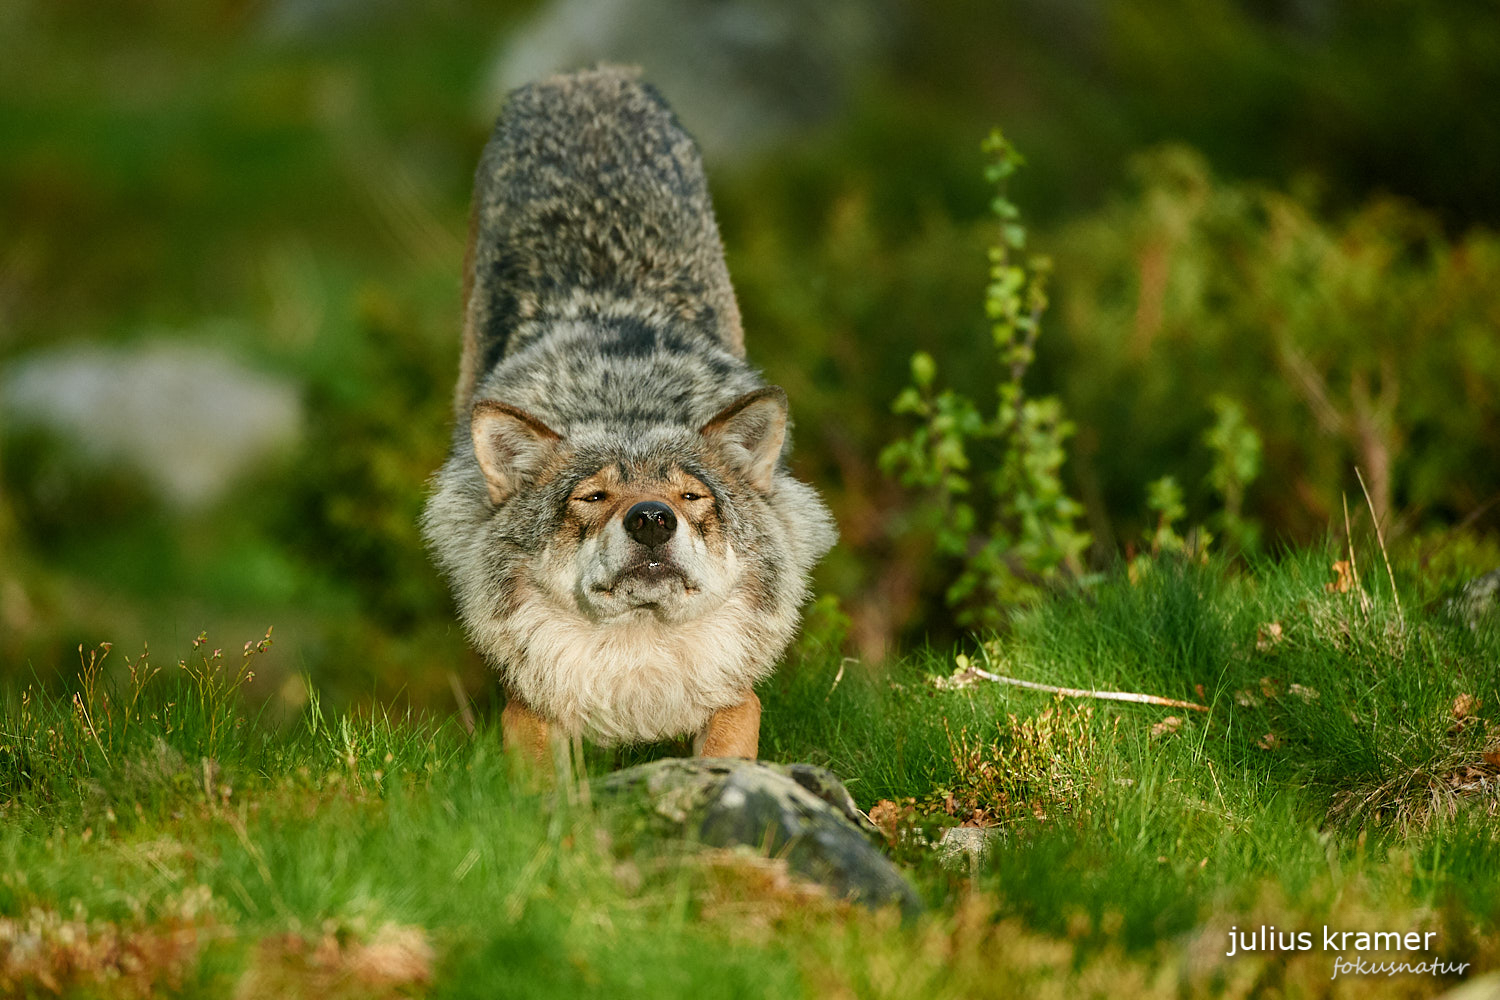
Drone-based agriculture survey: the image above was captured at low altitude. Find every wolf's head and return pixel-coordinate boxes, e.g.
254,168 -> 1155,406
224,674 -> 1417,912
423,383 -> 836,743
469,386 -> 790,627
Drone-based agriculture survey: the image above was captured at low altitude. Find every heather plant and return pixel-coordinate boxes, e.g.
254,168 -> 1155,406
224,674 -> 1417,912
1053,148 -> 1500,542
882,130 -> 1090,631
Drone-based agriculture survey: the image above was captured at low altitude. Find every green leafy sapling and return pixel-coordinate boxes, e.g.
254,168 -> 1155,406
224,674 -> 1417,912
882,129 -> 1090,630
1146,475 -> 1189,556
1203,394 -> 1262,553
1128,475 -> 1206,581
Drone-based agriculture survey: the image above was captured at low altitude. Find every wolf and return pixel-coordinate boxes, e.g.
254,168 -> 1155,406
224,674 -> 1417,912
422,67 -> 836,761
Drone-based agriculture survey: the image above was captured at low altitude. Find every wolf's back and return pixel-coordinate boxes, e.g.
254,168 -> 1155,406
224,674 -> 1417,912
455,66 -> 745,416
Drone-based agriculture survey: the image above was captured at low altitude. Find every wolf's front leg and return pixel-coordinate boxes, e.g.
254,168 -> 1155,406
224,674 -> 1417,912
693,690 -> 761,759
501,698 -> 554,767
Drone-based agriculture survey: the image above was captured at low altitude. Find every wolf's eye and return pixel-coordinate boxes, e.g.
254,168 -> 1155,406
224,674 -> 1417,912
576,491 -> 608,503
681,492 -> 703,502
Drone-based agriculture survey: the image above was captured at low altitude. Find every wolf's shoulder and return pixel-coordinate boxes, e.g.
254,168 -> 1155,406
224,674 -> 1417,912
459,66 -> 745,411
479,66 -> 701,207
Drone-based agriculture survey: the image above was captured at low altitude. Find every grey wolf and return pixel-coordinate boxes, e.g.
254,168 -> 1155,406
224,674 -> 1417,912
422,67 -> 836,760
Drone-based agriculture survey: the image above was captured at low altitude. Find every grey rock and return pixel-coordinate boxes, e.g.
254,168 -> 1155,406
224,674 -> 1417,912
598,757 -> 921,916
1449,569 -> 1500,629
1,340 -> 302,510
934,825 -> 1004,873
478,0 -> 897,163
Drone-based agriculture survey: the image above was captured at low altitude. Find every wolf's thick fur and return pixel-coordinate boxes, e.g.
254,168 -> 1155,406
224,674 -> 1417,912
422,67 -> 836,752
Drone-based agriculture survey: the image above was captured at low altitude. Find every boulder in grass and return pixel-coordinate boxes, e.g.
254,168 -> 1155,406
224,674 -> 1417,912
598,757 -> 922,917
1,340 -> 301,510
1450,569 -> 1500,630
477,0 -> 896,163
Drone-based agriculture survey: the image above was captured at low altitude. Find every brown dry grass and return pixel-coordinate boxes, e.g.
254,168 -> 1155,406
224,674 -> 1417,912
0,887 -> 217,998
234,920 -> 433,1000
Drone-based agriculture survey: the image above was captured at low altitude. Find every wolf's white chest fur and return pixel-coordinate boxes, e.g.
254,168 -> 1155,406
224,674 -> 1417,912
484,588 -> 778,745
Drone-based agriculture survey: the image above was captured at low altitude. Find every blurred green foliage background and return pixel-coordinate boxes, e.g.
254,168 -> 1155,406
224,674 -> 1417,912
2,0 -> 1497,710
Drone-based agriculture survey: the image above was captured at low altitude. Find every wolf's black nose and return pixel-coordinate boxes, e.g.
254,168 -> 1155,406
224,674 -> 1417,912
624,500 -> 676,548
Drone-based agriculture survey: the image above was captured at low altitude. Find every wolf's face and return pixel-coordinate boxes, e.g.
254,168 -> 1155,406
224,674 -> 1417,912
466,387 -> 789,627
533,462 -> 740,625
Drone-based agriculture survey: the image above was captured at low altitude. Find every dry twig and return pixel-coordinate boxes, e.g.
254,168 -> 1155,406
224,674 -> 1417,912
825,657 -> 853,702
960,664 -> 1210,713
1356,466 -> 1404,627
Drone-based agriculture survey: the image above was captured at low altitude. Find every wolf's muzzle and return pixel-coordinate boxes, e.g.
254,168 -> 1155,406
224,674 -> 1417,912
624,500 -> 676,549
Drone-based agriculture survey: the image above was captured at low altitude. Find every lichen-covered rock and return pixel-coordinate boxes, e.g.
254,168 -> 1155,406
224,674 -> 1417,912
598,758 -> 921,916
1,340 -> 301,509
934,826 -> 1004,873
1450,569 -> 1500,629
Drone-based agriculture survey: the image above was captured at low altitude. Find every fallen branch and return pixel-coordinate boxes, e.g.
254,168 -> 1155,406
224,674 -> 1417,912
956,665 -> 1211,713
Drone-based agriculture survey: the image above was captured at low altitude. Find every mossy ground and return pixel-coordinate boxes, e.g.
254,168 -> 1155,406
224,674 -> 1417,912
3,550 -> 1497,998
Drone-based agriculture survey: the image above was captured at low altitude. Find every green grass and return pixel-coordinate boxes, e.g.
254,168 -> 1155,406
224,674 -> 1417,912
3,551 -> 1499,997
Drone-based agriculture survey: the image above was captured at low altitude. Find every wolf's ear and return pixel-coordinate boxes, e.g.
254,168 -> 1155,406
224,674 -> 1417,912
471,401 -> 562,504
700,387 -> 787,491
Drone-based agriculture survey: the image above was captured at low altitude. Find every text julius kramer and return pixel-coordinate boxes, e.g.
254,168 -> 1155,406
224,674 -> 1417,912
1226,925 -> 1469,970
1236,929 -> 1470,971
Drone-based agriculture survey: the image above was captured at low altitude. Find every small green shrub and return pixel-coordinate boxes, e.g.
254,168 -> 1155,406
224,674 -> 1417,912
881,131 -> 1090,630
1053,147 -> 1500,542
1202,394 -> 1262,553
